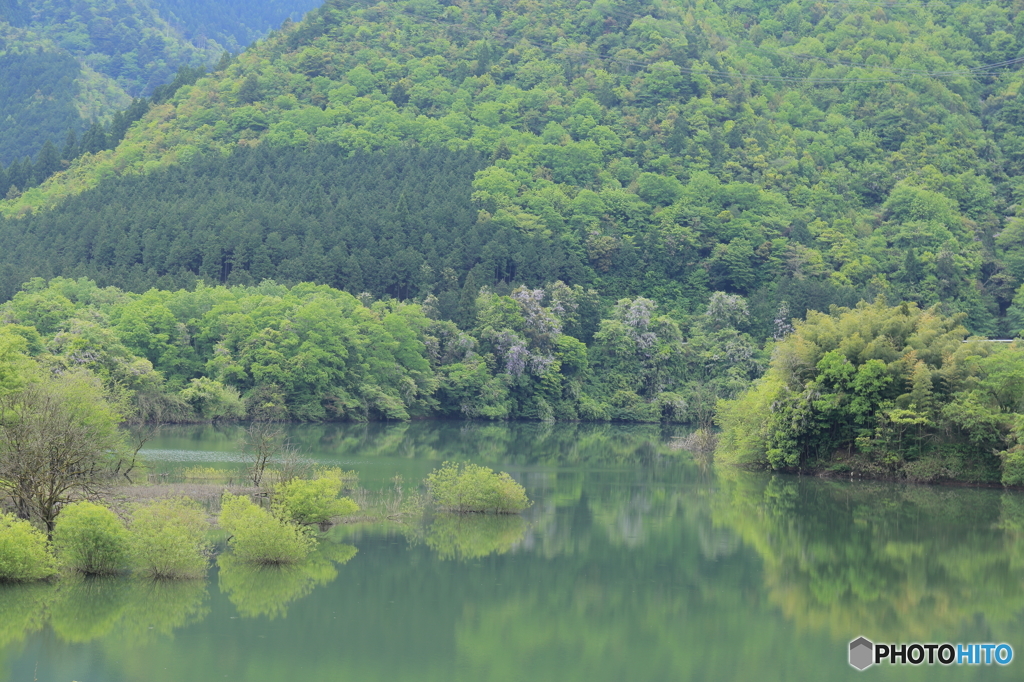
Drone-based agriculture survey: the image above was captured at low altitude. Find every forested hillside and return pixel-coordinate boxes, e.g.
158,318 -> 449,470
3,0 -> 1024,339
0,0 -> 323,164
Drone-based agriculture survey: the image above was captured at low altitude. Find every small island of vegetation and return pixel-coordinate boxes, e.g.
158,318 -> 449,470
1,448 -> 530,583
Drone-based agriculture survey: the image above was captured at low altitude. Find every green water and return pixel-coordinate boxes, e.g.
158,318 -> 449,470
2,422 -> 1023,681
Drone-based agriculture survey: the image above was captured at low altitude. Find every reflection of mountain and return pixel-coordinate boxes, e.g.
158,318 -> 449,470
218,543 -> 357,619
712,468 -> 1024,642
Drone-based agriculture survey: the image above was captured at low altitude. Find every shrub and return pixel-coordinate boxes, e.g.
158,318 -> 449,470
1002,447 -> 1024,487
0,512 -> 57,582
272,468 -> 359,528
130,498 -> 211,579
52,501 -> 130,575
425,462 -> 531,514
219,493 -> 314,565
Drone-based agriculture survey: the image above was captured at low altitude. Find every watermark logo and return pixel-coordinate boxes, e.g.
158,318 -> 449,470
849,637 -> 1013,670
849,637 -> 873,671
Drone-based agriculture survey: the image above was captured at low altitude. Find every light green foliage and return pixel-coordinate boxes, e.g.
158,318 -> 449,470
0,277 -> 709,425
272,467 -> 359,527
48,576 -> 210,646
0,326 -> 35,396
182,466 -> 234,482
0,370 -> 128,533
425,462 -> 531,514
52,501 -> 130,575
178,377 -> 245,421
129,498 -> 211,579
0,512 -> 58,582
1000,417 -> 1024,487
0,0 -> 1023,354
0,582 -> 57,647
219,493 -> 314,564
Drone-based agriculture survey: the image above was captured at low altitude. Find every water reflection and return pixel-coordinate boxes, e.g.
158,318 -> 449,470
424,515 -> 527,561
712,468 -> 1024,642
0,582 -> 53,648
140,420 -> 690,470
5,423 -> 1024,682
217,543 -> 357,619
0,577 -> 209,647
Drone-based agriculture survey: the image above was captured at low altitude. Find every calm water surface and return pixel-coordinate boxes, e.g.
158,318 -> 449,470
2,422 -> 1023,681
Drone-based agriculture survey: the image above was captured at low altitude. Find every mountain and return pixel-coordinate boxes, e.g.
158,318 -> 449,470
2,0 -> 1024,337
0,0 -> 324,164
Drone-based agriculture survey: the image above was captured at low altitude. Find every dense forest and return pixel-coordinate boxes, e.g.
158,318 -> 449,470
0,276 -> 759,424
3,0 -> 1024,337
1,0 -> 1024,480
718,299 -> 1024,483
0,0 -> 323,164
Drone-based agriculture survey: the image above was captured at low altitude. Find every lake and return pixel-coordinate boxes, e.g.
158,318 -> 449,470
1,421 -> 1022,681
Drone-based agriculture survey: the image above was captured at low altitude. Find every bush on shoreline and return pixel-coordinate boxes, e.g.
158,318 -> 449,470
0,512 -> 57,582
272,468 -> 359,528
130,498 -> 211,579
53,501 -> 130,575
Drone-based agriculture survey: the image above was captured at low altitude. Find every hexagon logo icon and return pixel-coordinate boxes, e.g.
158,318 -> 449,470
850,637 -> 874,670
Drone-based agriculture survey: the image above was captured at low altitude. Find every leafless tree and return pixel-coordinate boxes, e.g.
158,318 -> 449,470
240,421 -> 305,488
0,372 -> 127,535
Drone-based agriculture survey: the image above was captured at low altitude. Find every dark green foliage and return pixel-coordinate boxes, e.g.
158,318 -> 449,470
0,147 -> 507,301
0,0 -> 324,166
718,300 -> 1024,483
5,0 -> 1024,339
0,276 -> 746,424
0,52 -> 84,166
5,0 -> 1024,440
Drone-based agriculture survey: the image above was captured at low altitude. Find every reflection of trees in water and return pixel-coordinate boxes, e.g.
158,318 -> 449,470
217,543 -> 357,619
523,474 -> 706,556
425,515 -> 527,560
0,582 -> 54,649
696,520 -> 739,561
713,469 -> 1024,641
53,577 -> 210,646
450,574 -> 834,682
0,576 -> 209,649
50,576 -> 133,642
144,421 -> 693,469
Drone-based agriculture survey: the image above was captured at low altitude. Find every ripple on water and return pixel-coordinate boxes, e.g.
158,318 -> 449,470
139,448 -> 245,462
